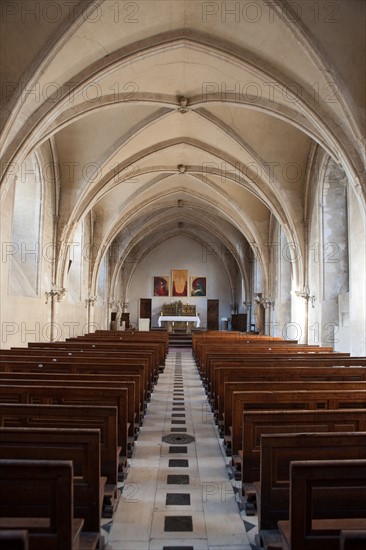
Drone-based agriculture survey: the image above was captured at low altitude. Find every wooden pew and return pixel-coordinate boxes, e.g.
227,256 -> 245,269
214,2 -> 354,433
208,358 -> 366,407
62,338 -> 164,373
0,427 -> 102,536
0,357 -> 148,425
192,331 -> 297,360
93,329 -> 169,362
0,371 -> 141,438
278,459 -> 366,550
241,408 -> 366,488
0,375 -> 136,449
213,364 -> 366,422
24,341 -> 158,383
222,379 -> 366,444
0,403 -> 119,494
84,327 -> 168,348
257,432 -> 366,533
0,357 -> 148,423
230,389 -> 366,459
0,459 -> 94,550
197,345 -> 341,382
200,349 -> 352,388
0,384 -> 128,472
195,339 -> 336,366
1,352 -> 153,403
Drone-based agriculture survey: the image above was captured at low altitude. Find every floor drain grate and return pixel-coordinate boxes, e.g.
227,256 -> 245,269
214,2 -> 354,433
162,433 -> 195,445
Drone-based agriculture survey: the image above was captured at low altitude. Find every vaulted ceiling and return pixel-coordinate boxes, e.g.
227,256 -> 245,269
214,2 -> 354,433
1,0 -> 365,294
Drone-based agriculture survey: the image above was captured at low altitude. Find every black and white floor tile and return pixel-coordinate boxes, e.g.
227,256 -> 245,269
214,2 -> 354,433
103,349 -> 256,550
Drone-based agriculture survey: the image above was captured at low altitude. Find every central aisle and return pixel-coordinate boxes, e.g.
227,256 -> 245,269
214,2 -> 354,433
105,349 -> 253,550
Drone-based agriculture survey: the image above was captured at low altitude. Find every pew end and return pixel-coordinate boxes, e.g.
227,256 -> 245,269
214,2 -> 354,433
0,459 -> 95,550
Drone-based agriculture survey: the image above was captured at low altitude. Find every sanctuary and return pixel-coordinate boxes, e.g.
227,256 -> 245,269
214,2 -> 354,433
158,301 -> 200,331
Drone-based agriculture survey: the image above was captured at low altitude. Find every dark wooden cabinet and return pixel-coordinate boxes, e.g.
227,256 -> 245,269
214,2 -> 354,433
140,298 -> 152,320
231,313 -> 247,332
207,299 -> 219,330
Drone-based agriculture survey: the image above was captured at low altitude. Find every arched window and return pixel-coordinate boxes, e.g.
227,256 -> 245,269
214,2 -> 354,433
9,154 -> 42,297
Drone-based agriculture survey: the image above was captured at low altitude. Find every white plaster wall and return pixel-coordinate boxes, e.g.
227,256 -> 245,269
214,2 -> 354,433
1,165 -> 53,348
125,235 -> 233,329
55,233 -> 107,339
0,179 -> 102,347
307,156 -> 352,351
348,188 -> 366,356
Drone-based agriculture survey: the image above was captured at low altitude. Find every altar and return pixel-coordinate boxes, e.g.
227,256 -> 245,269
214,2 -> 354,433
158,315 -> 200,328
158,301 -> 200,332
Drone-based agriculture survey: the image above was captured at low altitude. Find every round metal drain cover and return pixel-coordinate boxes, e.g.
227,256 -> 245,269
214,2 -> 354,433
162,433 -> 195,445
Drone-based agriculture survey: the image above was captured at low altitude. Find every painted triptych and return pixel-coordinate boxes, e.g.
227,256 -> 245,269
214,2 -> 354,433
154,272 -> 207,297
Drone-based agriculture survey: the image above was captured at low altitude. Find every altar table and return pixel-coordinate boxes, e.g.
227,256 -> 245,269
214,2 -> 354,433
158,315 -> 200,328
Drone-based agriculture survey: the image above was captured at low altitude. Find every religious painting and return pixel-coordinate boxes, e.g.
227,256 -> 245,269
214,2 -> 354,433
153,276 -> 170,297
171,269 -> 188,297
190,276 -> 207,297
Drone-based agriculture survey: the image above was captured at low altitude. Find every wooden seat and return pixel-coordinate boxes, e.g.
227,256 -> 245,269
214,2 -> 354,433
257,432 -> 366,532
0,427 -> 102,536
0,403 -> 120,502
0,459 -> 99,550
198,346 -> 343,382
230,389 -> 366,459
0,353 -> 152,405
278,459 -> 366,550
0,373 -> 137,443
222,379 -> 366,448
0,368 -> 142,433
0,331 -> 171,539
241,408 -> 366,488
0,384 -> 129,468
212,362 -> 366,417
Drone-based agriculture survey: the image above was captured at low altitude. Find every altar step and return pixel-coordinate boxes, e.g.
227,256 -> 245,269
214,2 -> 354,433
168,332 -> 193,348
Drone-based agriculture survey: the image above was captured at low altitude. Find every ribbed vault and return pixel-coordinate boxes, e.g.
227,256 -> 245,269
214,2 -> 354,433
1,0 -> 365,344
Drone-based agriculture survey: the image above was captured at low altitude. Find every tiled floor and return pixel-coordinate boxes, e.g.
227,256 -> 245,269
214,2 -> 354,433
103,349 -> 257,550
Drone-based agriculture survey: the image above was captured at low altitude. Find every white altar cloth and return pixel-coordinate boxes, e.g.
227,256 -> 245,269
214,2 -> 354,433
158,315 -> 200,328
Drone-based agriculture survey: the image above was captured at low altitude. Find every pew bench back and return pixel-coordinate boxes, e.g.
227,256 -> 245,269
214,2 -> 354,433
258,431 -> 366,531
231,389 -> 366,457
0,403 -> 119,486
0,459 -> 80,550
278,459 -> 366,550
241,408 -> 366,485
0,427 -> 101,534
